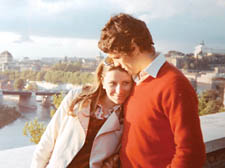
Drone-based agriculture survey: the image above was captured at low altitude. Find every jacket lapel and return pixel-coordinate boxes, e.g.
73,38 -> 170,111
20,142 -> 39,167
76,102 -> 91,135
96,112 -> 121,137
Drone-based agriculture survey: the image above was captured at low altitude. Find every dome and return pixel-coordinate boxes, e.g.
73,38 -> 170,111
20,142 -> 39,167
0,50 -> 13,63
0,51 -> 13,58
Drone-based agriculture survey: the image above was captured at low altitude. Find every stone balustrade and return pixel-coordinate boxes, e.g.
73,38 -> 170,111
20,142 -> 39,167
0,112 -> 225,168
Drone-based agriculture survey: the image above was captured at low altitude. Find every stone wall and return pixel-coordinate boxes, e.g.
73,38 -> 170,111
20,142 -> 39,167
204,148 -> 225,168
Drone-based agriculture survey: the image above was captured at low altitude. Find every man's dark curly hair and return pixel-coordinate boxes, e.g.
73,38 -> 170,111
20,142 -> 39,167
98,13 -> 155,55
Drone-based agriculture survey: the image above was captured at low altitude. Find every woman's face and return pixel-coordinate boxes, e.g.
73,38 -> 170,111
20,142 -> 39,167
102,69 -> 133,105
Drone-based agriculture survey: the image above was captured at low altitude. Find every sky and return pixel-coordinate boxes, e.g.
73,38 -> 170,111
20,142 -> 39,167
0,0 -> 225,59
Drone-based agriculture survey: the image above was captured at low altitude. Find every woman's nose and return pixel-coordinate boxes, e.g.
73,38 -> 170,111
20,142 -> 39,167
113,60 -> 120,66
115,85 -> 123,94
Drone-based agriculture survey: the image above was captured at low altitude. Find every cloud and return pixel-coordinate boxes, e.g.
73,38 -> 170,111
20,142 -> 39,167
34,36 -> 99,58
0,0 -> 224,58
13,34 -> 33,43
0,32 -> 20,44
216,0 -> 225,7
28,0 -> 113,15
0,32 -> 99,58
108,0 -> 190,20
154,39 -> 197,54
0,0 -> 28,8
0,0 -> 115,40
28,0 -> 86,15
109,0 -> 225,21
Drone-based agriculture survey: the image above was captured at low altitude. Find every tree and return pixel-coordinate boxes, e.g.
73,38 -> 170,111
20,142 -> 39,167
23,118 -> 46,144
50,93 -> 64,117
14,78 -> 25,90
26,82 -> 38,91
36,71 -> 47,81
51,62 -> 82,72
198,89 -> 224,116
23,93 -> 64,144
1,68 -> 94,86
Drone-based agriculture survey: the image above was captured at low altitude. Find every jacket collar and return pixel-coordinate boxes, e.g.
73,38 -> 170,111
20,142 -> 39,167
96,111 -> 121,137
77,101 -> 121,137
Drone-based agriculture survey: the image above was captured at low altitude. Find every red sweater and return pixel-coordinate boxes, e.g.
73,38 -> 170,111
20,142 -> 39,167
120,62 -> 206,168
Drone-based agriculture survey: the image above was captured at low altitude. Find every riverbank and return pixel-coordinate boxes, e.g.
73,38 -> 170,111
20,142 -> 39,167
0,95 -> 51,150
0,105 -> 21,129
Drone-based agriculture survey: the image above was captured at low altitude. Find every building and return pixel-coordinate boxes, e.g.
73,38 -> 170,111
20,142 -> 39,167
0,51 -> 17,71
194,41 -> 225,58
0,51 -> 13,63
165,51 -> 186,69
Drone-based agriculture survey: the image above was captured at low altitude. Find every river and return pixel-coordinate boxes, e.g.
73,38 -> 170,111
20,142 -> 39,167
0,95 -> 51,150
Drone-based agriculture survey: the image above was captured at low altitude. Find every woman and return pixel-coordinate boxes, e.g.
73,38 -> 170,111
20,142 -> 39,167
31,61 -> 133,168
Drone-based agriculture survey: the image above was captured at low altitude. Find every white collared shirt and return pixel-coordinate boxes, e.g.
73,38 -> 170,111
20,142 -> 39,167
134,54 -> 166,85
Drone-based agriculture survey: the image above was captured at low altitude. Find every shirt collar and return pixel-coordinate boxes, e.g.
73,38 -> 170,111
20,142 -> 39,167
134,54 -> 166,84
95,104 -> 121,120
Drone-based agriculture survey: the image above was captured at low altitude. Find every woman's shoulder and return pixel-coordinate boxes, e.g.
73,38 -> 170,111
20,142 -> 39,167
68,84 -> 93,96
66,85 -> 93,113
66,86 -> 84,99
81,84 -> 94,93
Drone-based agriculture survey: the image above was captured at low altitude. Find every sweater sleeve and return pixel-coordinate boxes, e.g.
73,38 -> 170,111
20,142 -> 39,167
31,87 -> 82,168
163,77 -> 206,168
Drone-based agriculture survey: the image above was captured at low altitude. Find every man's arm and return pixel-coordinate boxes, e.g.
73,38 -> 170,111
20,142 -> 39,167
164,77 -> 206,168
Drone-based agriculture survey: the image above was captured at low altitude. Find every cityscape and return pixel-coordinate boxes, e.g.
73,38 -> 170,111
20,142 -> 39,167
0,41 -> 225,167
1,41 -> 224,95
0,0 -> 225,167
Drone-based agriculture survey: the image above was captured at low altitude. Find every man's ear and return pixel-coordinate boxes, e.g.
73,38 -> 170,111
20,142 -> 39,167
130,41 -> 140,57
130,40 -> 136,53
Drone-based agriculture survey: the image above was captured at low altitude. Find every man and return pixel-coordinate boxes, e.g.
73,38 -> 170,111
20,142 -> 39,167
98,13 -> 206,168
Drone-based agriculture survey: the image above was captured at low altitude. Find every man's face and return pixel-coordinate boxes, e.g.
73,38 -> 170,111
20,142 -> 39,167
108,53 -> 136,75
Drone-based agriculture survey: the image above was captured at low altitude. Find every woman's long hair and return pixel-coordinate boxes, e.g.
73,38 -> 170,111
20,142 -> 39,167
68,61 -> 128,116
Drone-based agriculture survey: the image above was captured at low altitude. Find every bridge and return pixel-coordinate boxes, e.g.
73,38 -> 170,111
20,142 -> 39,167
2,90 -> 62,96
0,90 -> 67,109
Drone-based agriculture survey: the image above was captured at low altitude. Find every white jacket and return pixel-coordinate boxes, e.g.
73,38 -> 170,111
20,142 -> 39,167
31,88 -> 123,168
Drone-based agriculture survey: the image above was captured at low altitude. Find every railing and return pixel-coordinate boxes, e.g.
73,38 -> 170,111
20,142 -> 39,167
0,112 -> 225,168
1,90 -> 62,96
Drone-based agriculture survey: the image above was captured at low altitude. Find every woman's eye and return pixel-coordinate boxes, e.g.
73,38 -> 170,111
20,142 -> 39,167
109,82 -> 116,86
122,81 -> 130,86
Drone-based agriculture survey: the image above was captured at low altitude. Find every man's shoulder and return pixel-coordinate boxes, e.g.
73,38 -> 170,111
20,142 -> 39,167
153,62 -> 195,91
159,62 -> 187,80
